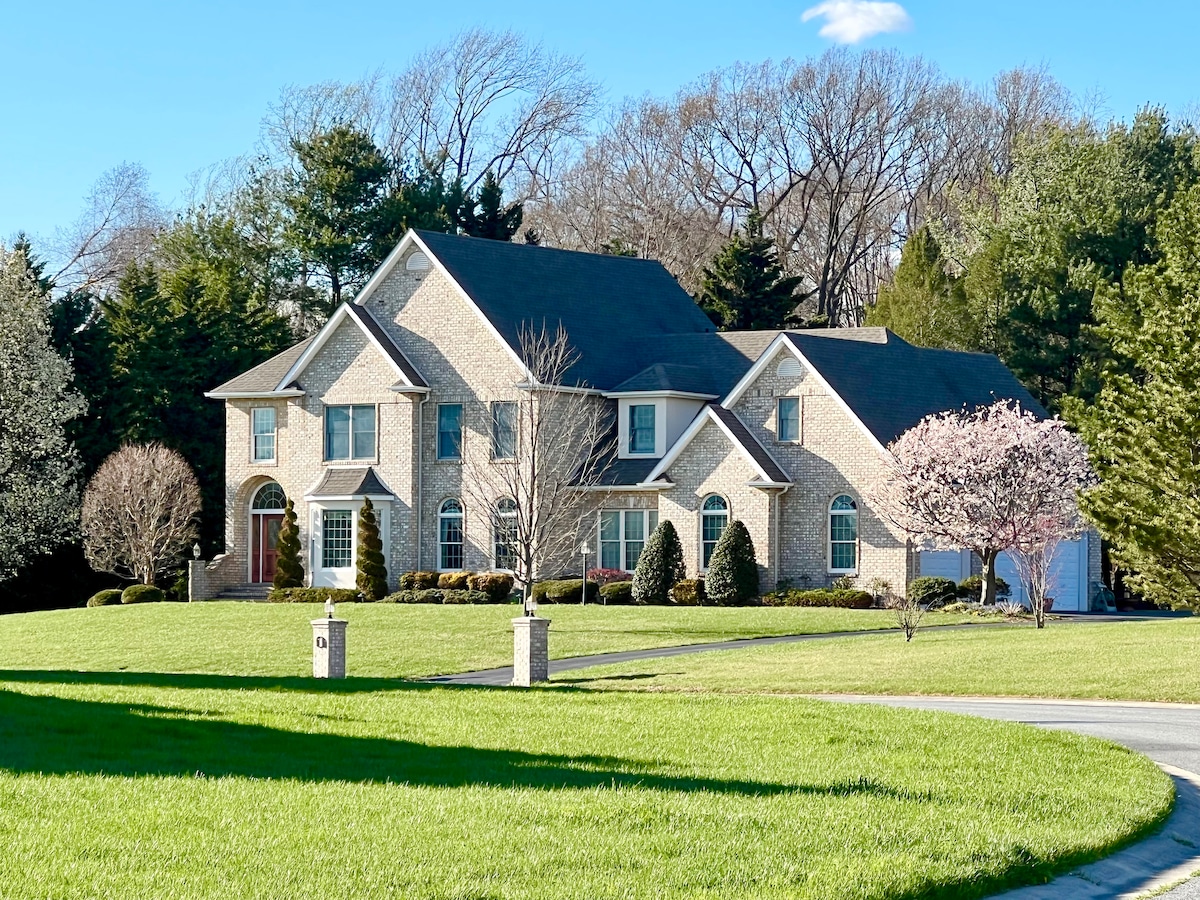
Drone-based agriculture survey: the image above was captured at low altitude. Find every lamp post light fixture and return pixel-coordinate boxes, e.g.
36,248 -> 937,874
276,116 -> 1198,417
580,541 -> 592,605
324,597 -> 335,619
192,542 -> 201,560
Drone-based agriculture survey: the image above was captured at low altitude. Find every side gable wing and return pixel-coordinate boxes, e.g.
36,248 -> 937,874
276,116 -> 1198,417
644,406 -> 791,487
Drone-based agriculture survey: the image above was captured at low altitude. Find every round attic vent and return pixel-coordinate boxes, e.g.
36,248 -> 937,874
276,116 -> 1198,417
405,251 -> 430,272
776,356 -> 803,378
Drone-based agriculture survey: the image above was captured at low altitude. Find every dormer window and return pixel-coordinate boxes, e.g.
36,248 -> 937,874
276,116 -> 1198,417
629,404 -> 656,455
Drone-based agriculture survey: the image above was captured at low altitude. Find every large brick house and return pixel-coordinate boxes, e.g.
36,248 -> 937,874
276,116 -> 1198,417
196,230 -> 1101,606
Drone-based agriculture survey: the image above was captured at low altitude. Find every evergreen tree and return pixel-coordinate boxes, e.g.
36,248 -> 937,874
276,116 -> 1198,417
867,226 -> 977,349
459,171 -> 523,241
273,499 -> 304,589
704,520 -> 758,605
696,209 -> 804,330
632,520 -> 686,605
355,497 -> 388,601
1069,183 -> 1200,611
0,247 -> 85,581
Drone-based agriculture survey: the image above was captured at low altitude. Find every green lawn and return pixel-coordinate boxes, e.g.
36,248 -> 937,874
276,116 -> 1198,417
0,672 -> 1172,900
564,617 -> 1200,702
0,601 -> 976,678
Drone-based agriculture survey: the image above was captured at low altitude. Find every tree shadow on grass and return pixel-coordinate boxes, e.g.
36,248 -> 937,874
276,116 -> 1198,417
0,668 -> 425,694
0,685 -> 925,803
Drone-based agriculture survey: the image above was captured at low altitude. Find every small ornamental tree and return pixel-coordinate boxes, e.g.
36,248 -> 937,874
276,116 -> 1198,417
273,499 -> 304,589
632,520 -> 686,605
870,401 -> 1092,605
356,497 -> 388,602
705,520 -> 758,605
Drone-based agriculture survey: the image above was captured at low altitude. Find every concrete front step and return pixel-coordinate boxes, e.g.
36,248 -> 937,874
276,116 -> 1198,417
215,583 -> 273,601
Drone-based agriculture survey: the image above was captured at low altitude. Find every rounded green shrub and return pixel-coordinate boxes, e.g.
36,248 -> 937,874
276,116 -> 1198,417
907,576 -> 958,608
632,520 -> 686,605
399,571 -> 440,590
530,579 -> 599,604
599,581 -> 634,605
437,571 -> 474,590
86,589 -> 123,608
957,574 -> 1011,600
441,589 -> 491,604
705,520 -> 758,605
670,579 -> 706,606
760,588 -> 872,608
268,587 -> 360,604
467,572 -> 515,602
121,584 -> 165,604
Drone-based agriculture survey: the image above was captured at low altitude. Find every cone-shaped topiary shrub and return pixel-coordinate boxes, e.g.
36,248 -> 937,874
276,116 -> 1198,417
273,499 -> 304,589
705,520 -> 758,605
632,520 -> 686,605
356,497 -> 388,602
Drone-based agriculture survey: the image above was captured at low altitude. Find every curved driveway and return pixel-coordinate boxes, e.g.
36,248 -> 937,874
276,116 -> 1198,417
823,696 -> 1200,899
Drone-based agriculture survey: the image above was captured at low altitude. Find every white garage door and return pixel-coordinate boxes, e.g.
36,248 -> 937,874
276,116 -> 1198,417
995,533 -> 1089,612
919,549 -> 972,582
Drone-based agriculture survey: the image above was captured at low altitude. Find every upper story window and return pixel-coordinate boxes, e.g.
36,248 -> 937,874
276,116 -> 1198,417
777,397 -> 799,442
701,495 -> 729,569
829,495 -> 858,573
251,407 -> 277,462
598,509 -> 659,572
491,401 -> 517,460
325,405 -> 375,461
438,404 -> 463,460
629,404 -> 656,455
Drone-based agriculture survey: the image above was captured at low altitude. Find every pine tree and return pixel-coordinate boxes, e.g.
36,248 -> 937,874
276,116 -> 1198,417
705,520 -> 758,605
0,247 -> 86,581
632,520 -> 686,605
356,497 -> 388,601
696,209 -> 804,330
273,499 -> 304,589
460,171 -> 523,241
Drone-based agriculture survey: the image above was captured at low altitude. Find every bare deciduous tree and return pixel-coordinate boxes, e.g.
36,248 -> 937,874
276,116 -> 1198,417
461,324 -> 613,612
82,443 -> 201,585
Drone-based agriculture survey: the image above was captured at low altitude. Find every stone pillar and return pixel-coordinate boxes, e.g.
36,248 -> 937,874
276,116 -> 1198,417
512,615 -> 551,686
187,560 -> 208,602
311,618 -> 348,679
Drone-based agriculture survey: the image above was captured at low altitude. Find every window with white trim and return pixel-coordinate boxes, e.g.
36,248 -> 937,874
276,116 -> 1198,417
491,401 -> 517,460
493,498 -> 517,571
598,509 -> 659,571
628,404 -> 656,454
252,482 -> 286,511
829,495 -> 858,573
251,407 -> 276,462
437,404 -> 463,460
322,510 -> 353,568
777,397 -> 799,442
325,405 -> 375,461
701,495 -> 729,569
439,498 -> 464,570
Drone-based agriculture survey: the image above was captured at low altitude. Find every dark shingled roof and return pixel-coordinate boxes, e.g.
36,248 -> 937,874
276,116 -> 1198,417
208,337 -> 314,395
610,363 -> 719,395
707,406 -> 791,483
784,331 -> 1046,445
413,230 -> 716,388
345,304 -> 428,388
307,467 -> 394,498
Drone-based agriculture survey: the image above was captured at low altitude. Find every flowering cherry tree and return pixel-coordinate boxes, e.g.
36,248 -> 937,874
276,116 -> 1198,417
870,402 -> 1092,611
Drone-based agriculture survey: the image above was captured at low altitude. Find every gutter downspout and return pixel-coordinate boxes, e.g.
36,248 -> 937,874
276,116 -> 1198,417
415,394 -> 429,571
773,485 -> 791,591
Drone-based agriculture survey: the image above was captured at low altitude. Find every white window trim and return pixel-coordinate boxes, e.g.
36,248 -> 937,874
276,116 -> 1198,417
492,499 -> 518,572
438,498 -> 465,571
597,508 -> 659,572
490,401 -> 518,461
437,403 -> 465,462
699,495 -> 730,573
323,403 -> 378,463
828,495 -> 859,575
776,396 -> 800,444
250,407 -> 278,464
616,398 -> 666,459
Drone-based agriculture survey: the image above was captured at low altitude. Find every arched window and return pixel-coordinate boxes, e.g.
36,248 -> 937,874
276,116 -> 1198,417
439,499 -> 464,570
252,482 -> 286,511
493,499 -> 518,572
829,495 -> 858,573
701,495 -> 729,569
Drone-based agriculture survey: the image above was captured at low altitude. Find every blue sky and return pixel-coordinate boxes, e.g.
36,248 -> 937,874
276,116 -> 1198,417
2,0 -> 1197,246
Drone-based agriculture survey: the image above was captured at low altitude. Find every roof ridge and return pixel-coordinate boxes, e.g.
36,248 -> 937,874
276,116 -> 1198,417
413,230 -> 665,265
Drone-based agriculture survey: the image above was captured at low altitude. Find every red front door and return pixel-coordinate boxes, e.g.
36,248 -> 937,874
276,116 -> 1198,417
252,514 -> 285,583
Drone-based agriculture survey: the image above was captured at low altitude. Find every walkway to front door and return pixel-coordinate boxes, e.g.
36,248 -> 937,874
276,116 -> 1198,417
250,482 -> 287,584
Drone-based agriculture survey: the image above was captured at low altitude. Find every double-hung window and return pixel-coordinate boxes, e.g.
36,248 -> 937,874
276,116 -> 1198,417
324,405 -> 375,461
251,407 -> 276,462
438,404 -> 463,460
628,404 -> 656,454
777,397 -> 799,442
491,401 -> 517,460
599,509 -> 659,572
321,510 -> 354,568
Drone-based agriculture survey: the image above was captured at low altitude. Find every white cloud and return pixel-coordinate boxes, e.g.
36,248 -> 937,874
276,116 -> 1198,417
801,1 -> 913,43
